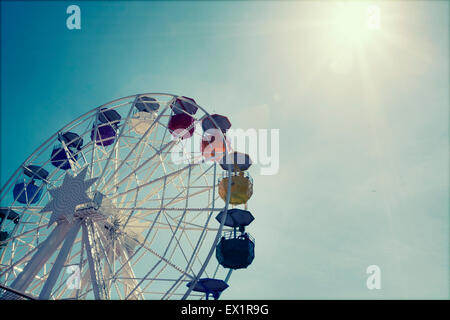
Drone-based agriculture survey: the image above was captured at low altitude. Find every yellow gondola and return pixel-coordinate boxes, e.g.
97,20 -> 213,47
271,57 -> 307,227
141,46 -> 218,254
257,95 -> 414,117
218,167 -> 253,205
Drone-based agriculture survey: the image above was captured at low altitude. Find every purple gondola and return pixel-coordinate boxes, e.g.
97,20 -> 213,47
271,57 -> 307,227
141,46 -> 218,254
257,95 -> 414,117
91,108 -> 121,146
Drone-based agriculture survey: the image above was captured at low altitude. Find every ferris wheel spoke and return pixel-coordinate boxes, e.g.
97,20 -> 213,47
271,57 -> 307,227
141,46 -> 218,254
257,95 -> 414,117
117,134 -> 175,203
163,222 -> 214,300
134,167 -> 204,297
108,162 -> 201,202
189,230 -> 212,279
102,139 -> 177,196
158,201 -> 193,277
163,169 -> 192,262
8,222 -> 74,294
91,101 -> 136,195
155,108 -> 172,153
0,223 -> 48,251
166,219 -> 217,299
95,227 -> 145,300
169,224 -> 202,281
133,162 -> 215,211
115,213 -> 225,232
0,242 -> 40,279
130,169 -> 188,213
81,221 -> 110,299
88,109 -> 101,180
162,188 -> 215,216
119,175 -> 218,281
109,175 -> 169,283
61,140 -> 82,172
138,264 -> 174,297
114,134 -> 150,208
181,161 -> 227,300
98,104 -> 171,195
133,239 -> 193,297
114,238 -> 145,300
125,131 -> 176,187
117,161 -> 172,212
122,234 -> 179,298
181,228 -> 211,275
49,248 -> 86,299
123,226 -> 198,299
9,238 -> 36,253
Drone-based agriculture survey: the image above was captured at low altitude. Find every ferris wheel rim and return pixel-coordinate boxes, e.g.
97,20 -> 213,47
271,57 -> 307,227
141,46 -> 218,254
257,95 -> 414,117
0,92 -> 235,300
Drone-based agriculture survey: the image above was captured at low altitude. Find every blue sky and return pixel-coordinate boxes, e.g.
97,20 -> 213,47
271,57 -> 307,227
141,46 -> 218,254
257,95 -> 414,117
1,1 -> 448,299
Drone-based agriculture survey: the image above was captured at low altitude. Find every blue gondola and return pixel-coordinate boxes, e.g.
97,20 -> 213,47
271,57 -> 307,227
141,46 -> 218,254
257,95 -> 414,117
216,232 -> 255,270
170,96 -> 198,115
50,146 -> 78,170
215,208 -> 254,228
13,181 -> 43,204
0,208 -> 20,224
219,152 -> 252,172
186,278 -> 228,300
58,132 -> 83,150
202,114 -> 232,133
0,231 -> 8,248
135,96 -> 160,112
0,209 -> 19,249
91,108 -> 121,147
23,165 -> 49,181
97,108 -> 122,124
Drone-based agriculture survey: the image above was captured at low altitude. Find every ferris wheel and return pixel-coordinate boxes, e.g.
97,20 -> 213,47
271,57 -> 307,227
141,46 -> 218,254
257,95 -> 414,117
0,93 -> 256,300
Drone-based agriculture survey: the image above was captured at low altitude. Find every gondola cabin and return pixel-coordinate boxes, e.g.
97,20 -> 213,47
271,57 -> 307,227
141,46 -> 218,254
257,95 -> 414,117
12,165 -> 48,204
201,114 -> 232,134
91,108 -> 121,147
0,208 -> 20,249
13,181 -> 43,205
59,132 -> 83,150
130,96 -> 160,135
168,96 -> 198,139
201,133 -> 229,162
168,113 -> 195,140
170,96 -> 198,115
23,165 -> 49,181
218,171 -> 253,205
186,278 -> 228,300
50,145 -> 78,170
218,152 -> 253,205
216,231 -> 255,269
215,209 -> 255,269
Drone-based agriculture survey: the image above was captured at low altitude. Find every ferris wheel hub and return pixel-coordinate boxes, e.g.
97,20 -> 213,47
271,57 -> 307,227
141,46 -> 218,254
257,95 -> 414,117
40,167 -> 98,226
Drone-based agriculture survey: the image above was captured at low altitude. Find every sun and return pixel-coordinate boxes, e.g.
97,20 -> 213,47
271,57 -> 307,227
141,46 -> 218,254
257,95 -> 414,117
331,2 -> 380,45
327,2 -> 381,74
